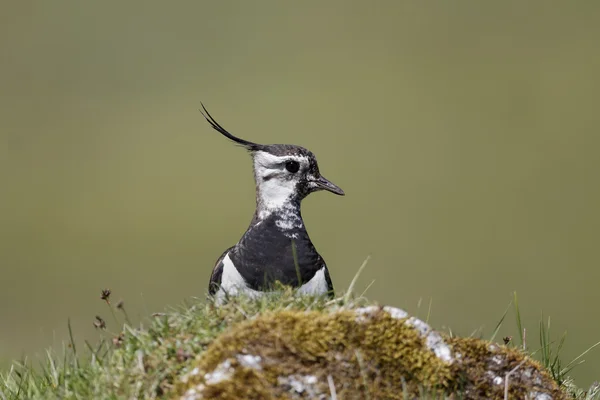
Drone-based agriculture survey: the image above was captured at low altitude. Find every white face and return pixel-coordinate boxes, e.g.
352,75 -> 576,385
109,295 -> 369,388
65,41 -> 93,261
252,151 -> 313,216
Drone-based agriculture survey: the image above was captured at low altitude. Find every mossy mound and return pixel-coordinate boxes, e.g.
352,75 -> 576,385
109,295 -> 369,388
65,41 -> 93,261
177,305 -> 567,400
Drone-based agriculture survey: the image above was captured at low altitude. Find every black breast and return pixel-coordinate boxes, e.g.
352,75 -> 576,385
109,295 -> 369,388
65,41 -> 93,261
229,216 -> 325,290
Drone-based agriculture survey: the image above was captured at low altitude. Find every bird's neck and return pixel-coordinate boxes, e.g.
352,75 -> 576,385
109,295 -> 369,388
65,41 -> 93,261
252,187 -> 303,230
256,194 -> 302,220
254,175 -> 302,218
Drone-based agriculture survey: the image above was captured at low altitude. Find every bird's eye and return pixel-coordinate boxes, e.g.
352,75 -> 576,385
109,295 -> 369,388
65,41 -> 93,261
285,160 -> 300,173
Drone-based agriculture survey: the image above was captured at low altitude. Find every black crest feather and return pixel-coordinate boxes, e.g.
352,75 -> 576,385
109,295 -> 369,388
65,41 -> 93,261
199,103 -> 263,151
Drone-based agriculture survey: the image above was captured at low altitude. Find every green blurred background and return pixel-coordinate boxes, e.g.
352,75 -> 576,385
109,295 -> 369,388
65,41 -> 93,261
1,1 -> 599,387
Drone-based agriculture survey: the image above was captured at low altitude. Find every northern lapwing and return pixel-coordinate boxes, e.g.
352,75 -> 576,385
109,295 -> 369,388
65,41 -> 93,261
200,104 -> 344,304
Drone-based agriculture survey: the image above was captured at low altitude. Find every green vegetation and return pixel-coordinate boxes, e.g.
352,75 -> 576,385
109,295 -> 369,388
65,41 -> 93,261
0,288 -> 598,399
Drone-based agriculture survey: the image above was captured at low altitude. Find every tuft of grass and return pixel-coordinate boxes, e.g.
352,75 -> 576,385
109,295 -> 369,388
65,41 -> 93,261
0,289 -> 373,400
538,313 -> 569,384
343,255 -> 371,304
489,293 -> 600,399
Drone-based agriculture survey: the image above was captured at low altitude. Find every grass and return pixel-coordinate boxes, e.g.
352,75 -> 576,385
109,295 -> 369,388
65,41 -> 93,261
0,286 -> 599,399
0,289 -> 356,399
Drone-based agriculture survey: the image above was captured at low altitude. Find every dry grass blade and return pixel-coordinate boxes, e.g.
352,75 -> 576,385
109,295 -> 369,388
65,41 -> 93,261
561,340 -> 600,376
358,279 -> 376,299
327,374 -> 337,400
344,255 -> 371,304
504,360 -> 526,400
355,350 -> 371,400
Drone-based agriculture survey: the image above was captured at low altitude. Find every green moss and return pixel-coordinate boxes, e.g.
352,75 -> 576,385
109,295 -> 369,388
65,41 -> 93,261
180,308 -> 452,399
447,336 -> 567,399
178,305 -> 572,400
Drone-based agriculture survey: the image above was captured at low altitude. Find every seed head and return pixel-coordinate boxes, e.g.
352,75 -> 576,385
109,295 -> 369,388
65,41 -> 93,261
93,315 -> 106,330
100,289 -> 111,303
112,333 -> 125,347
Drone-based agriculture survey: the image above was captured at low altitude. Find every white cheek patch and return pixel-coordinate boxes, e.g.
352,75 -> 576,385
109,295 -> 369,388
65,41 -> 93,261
253,151 -> 310,219
257,176 -> 297,214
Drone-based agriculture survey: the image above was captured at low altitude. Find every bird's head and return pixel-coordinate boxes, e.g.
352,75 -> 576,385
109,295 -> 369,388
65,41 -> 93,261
200,104 -> 344,216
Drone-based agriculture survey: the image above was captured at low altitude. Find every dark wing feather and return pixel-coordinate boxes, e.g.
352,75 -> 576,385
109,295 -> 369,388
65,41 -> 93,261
208,246 -> 235,296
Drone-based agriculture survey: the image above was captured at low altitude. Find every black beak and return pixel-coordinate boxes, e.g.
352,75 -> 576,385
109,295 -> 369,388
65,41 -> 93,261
314,176 -> 345,196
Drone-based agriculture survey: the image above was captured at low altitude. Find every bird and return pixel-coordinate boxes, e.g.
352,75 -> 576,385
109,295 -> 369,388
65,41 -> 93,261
199,104 -> 344,304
